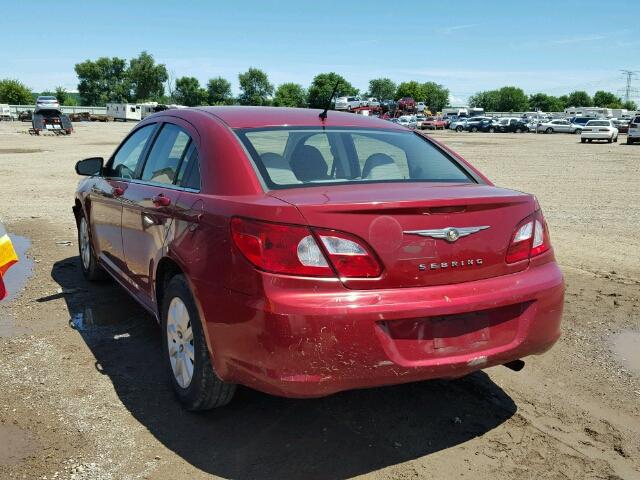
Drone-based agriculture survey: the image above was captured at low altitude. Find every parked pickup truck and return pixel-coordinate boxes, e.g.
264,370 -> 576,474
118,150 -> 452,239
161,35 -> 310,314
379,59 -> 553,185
397,97 -> 416,112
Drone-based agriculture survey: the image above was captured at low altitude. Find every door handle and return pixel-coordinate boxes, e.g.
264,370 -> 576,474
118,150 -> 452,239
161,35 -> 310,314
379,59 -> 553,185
112,187 -> 124,197
152,194 -> 171,207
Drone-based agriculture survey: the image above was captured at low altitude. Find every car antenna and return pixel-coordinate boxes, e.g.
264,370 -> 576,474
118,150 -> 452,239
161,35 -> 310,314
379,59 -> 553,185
319,81 -> 341,120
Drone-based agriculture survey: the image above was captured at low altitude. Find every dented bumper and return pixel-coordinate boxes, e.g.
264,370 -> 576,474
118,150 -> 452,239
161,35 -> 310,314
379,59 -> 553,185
200,260 -> 564,398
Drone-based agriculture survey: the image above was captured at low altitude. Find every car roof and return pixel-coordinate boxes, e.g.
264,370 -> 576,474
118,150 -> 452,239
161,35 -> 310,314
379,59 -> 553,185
189,106 -> 406,130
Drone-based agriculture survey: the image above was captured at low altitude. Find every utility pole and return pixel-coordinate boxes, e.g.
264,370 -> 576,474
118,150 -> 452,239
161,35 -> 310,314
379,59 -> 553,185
620,70 -> 639,103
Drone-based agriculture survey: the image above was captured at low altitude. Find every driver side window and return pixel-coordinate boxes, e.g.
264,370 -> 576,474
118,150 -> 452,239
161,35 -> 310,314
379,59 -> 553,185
109,124 -> 156,179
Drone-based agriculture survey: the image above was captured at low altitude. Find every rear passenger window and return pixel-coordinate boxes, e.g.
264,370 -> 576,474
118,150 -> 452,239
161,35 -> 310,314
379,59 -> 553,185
141,124 -> 191,185
110,124 -> 156,179
176,147 -> 201,190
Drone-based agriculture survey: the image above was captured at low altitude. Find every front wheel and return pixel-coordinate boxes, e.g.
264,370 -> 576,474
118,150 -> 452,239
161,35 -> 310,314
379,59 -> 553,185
489,127 -> 495,133
471,126 -> 478,132
162,274 -> 236,410
456,126 -> 463,132
515,128 -> 522,133
581,138 -> 586,143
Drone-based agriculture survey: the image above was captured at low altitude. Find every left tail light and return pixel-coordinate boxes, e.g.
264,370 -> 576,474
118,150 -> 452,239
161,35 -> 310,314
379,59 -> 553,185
505,210 -> 551,264
231,218 -> 382,278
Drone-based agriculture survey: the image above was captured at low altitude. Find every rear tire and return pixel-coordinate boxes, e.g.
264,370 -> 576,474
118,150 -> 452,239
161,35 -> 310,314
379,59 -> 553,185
581,138 -> 586,143
515,128 -> 522,133
628,137 -> 634,145
161,274 -> 236,410
607,136 -> 613,143
488,127 -> 495,133
77,215 -> 107,281
456,126 -> 463,132
545,128 -> 553,134
471,126 -> 478,132
614,135 -> 618,143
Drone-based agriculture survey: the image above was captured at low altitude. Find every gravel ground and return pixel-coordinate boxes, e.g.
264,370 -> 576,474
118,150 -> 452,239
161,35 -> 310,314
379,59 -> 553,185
0,121 -> 638,479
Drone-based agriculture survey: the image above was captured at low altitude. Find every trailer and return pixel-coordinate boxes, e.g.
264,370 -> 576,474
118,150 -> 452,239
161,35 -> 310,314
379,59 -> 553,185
106,103 -> 142,121
30,109 -> 73,135
0,104 -> 10,121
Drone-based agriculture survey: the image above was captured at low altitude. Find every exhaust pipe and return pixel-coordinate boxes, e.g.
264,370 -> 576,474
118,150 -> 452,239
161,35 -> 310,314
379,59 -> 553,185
503,359 -> 525,372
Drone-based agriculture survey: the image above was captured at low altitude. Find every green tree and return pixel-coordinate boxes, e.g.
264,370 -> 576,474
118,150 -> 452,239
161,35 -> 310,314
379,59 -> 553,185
529,93 -> 564,112
494,86 -> 528,111
469,90 -> 500,111
174,77 -> 207,106
273,83 -> 307,107
238,67 -> 274,106
565,90 -> 592,107
54,86 -> 68,105
206,77 -> 233,105
307,72 -> 357,109
422,81 -> 449,113
368,78 -> 396,100
593,90 -> 622,108
559,95 -> 569,108
622,100 -> 637,111
74,57 -> 130,105
128,51 -> 168,102
396,81 -> 425,101
0,79 -> 33,104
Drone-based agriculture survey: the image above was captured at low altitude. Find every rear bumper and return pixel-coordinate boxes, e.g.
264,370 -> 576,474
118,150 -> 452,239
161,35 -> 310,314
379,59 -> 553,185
581,132 -> 614,139
203,261 -> 564,398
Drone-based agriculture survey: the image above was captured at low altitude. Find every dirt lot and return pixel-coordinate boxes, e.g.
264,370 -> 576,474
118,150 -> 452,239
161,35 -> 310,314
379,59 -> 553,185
0,121 -> 639,480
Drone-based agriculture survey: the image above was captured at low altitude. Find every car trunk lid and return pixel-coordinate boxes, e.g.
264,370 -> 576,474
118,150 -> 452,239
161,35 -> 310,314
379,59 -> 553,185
269,182 -> 535,289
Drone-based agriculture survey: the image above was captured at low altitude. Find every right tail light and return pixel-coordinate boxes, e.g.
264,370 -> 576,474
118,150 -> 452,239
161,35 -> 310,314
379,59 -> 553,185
506,210 -> 551,264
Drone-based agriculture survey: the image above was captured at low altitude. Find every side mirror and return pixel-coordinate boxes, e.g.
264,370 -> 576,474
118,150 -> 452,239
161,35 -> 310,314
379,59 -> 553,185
75,157 -> 104,176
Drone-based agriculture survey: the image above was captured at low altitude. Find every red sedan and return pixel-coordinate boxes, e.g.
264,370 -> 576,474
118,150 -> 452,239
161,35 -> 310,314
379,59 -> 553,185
73,107 -> 564,410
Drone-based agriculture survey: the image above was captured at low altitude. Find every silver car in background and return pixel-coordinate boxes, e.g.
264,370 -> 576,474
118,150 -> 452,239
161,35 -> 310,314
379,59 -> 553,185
335,96 -> 362,111
536,118 -> 581,134
35,96 -> 60,112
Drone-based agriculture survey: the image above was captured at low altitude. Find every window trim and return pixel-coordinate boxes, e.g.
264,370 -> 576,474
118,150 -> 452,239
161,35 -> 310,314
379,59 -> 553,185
136,122 -> 193,187
104,122 -> 160,179
104,121 -> 201,192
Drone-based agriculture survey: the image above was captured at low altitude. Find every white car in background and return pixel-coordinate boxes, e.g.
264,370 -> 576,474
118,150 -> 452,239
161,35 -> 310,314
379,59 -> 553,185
626,115 -> 640,144
366,97 -> 380,107
35,95 -> 61,112
334,96 -> 362,111
416,102 -> 427,113
397,115 -> 417,129
581,119 -> 618,143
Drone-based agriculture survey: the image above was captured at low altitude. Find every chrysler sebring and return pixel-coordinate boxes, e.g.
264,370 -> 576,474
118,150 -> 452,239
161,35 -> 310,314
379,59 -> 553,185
73,107 -> 564,410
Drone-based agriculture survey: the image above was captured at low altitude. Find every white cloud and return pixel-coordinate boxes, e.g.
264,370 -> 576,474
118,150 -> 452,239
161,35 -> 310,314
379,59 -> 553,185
437,24 -> 478,35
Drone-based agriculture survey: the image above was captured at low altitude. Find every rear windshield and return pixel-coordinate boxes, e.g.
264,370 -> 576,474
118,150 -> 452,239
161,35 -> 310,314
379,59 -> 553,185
236,127 -> 475,189
586,121 -> 609,126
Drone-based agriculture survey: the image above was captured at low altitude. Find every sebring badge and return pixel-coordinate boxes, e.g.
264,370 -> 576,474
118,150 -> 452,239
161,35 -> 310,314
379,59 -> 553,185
403,226 -> 490,243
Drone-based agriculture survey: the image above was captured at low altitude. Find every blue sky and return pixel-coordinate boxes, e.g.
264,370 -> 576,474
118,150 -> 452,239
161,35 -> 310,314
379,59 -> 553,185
2,0 -> 639,103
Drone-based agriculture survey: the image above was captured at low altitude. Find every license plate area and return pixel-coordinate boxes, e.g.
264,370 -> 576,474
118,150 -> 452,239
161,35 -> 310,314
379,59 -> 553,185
378,302 -> 529,361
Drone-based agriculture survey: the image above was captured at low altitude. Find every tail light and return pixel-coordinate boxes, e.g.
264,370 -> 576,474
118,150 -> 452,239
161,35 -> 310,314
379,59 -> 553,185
505,210 -> 551,264
231,218 -> 382,278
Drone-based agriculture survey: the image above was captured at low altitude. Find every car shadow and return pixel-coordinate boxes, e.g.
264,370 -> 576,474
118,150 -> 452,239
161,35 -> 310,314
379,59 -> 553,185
49,256 -> 517,480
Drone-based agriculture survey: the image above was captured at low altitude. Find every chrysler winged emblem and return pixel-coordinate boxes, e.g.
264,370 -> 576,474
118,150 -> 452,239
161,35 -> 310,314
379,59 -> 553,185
403,226 -> 490,243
